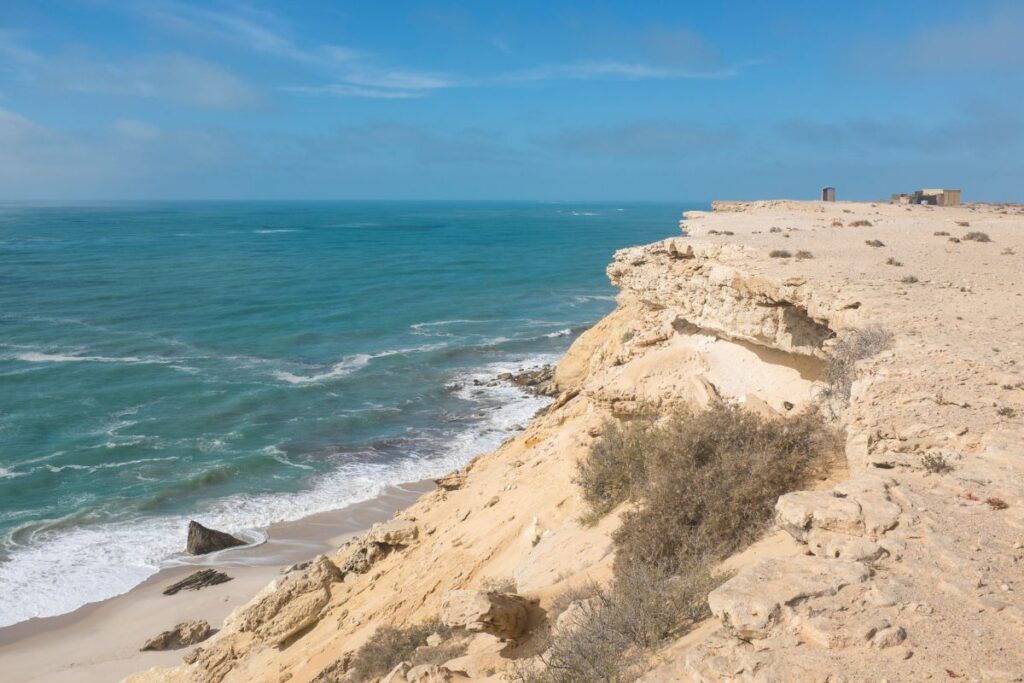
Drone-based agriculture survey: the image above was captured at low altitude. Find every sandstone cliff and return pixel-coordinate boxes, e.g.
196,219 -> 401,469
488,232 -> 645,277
127,200 -> 1024,683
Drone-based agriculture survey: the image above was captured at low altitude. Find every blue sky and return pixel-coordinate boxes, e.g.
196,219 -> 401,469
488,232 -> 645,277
0,1 -> 1021,200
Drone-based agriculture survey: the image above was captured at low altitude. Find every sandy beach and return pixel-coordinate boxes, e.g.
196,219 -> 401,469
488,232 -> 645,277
0,480 -> 434,683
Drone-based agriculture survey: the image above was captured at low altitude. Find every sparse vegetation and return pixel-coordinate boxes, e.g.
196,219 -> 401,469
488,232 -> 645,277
349,620 -> 464,682
997,406 -> 1017,418
900,275 -> 919,284
822,326 -> 893,414
886,257 -> 903,266
934,231 -> 950,236
1002,248 -> 1016,256
963,231 -> 991,242
987,497 -> 1009,510
769,226 -> 782,233
795,250 -> 814,260
956,220 -> 970,227
480,575 -> 518,593
831,219 -> 843,227
769,249 -> 792,258
949,237 -> 961,243
865,239 -> 885,247
513,562 -> 719,683
922,453 -> 952,474
850,219 -> 873,227
543,405 -> 837,682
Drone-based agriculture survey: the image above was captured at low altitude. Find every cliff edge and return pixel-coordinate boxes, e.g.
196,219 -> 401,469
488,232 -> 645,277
128,200 -> 1024,683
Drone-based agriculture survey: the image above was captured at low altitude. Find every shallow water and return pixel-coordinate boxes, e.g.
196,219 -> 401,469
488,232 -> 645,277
0,200 -> 694,626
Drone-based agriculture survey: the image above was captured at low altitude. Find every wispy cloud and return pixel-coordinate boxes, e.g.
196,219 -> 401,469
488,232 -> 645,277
537,121 -> 736,160
850,5 -> 1024,74
506,60 -> 740,83
0,29 -> 42,77
47,53 -> 260,109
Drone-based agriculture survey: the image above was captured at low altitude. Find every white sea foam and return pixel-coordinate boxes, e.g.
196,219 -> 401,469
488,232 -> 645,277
273,344 -> 446,385
0,353 -> 556,628
544,328 -> 572,338
254,229 -> 299,234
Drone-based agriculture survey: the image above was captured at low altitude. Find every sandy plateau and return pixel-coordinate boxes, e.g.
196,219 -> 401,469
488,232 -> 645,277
28,200 -> 1024,682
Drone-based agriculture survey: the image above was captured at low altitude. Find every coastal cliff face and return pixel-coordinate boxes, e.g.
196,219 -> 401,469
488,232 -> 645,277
128,200 -> 1024,683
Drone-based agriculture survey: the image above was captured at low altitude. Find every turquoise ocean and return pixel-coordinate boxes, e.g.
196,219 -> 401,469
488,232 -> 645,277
0,201 -> 692,626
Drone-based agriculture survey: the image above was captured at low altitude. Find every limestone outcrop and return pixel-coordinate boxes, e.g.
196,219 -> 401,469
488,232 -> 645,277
440,590 -> 532,640
140,620 -> 212,651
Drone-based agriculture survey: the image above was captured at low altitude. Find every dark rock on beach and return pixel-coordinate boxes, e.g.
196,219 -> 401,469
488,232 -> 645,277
502,364 -> 558,397
186,520 -> 246,555
163,568 -> 234,595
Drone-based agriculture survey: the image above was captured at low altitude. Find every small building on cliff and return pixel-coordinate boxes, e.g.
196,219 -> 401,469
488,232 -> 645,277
821,187 -> 836,202
890,189 -> 961,206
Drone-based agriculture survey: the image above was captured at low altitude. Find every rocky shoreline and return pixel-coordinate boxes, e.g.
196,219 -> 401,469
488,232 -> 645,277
26,199 -> 1024,682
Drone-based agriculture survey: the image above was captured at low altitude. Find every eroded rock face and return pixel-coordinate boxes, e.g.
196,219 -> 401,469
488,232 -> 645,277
708,556 -> 870,640
235,554 -> 342,646
186,521 -> 245,555
339,519 -> 419,576
140,620 -> 212,651
441,590 -> 532,640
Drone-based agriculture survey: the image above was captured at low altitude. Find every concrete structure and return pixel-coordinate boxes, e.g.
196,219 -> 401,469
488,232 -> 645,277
889,189 -> 961,207
821,187 -> 836,202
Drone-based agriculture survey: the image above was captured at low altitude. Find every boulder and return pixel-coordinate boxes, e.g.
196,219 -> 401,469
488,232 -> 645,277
186,521 -> 245,555
434,471 -> 467,491
707,556 -> 870,640
140,619 -> 212,651
441,590 -> 532,640
233,554 -> 343,646
367,519 -> 419,546
774,491 -> 863,542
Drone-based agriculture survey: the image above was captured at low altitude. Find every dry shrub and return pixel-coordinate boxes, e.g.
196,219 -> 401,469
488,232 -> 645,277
850,219 -> 873,227
821,326 -> 893,414
934,231 -> 950,236
795,250 -> 814,260
611,406 -> 837,575
963,231 -> 991,242
831,219 -> 843,227
769,249 -> 792,258
956,220 -> 970,227
513,563 -> 719,683
922,453 -> 952,474
349,620 -> 462,682
900,275 -> 919,284
575,416 -> 653,522
885,257 -> 902,266
865,239 -> 885,247
949,236 -> 961,243
552,405 -> 836,681
769,226 -> 782,233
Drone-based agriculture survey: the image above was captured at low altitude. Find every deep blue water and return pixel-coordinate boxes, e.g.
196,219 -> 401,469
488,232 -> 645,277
0,201 -> 692,625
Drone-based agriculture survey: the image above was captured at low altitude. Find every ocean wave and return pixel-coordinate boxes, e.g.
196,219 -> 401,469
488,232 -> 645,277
254,229 -> 299,234
0,353 -> 556,627
273,344 -> 446,385
567,294 -> 616,305
15,351 -> 174,366
544,328 -> 572,338
43,456 -> 179,475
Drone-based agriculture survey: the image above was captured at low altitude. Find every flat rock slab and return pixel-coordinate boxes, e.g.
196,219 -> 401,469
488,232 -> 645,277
163,568 -> 233,595
708,555 -> 870,640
